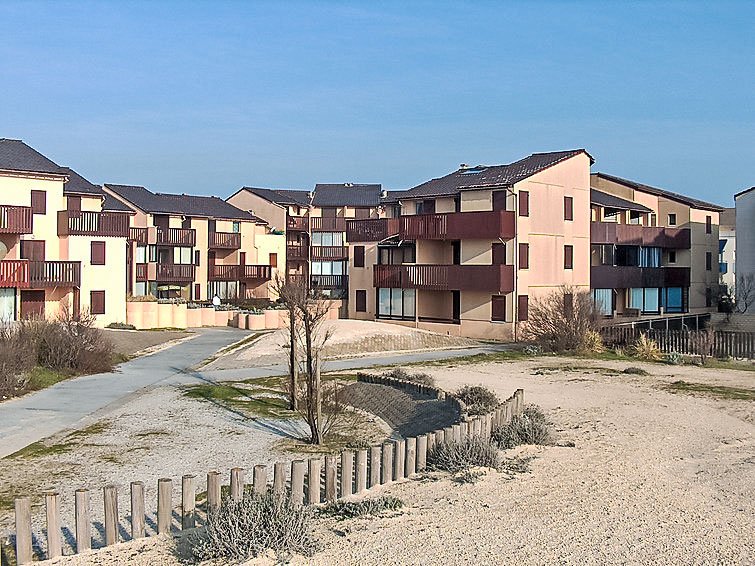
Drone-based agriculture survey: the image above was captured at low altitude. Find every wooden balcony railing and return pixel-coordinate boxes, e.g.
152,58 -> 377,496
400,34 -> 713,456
590,265 -> 691,289
310,217 -> 346,232
29,261 -> 81,287
311,245 -> 349,260
58,210 -> 130,237
347,211 -> 516,242
135,263 -> 148,281
208,264 -> 272,281
311,274 -> 348,289
129,227 -> 148,245
242,265 -> 272,280
209,231 -> 241,250
287,216 -> 309,231
0,260 -> 30,288
590,222 -> 691,249
156,228 -> 196,247
0,205 -> 33,234
286,244 -> 308,260
156,263 -> 195,282
373,264 -> 514,293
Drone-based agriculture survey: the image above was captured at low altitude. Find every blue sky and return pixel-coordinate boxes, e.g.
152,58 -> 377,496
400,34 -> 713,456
1,1 -> 752,205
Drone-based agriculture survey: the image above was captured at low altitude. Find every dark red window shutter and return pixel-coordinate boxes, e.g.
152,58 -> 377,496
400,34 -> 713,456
564,245 -> 573,269
31,190 -> 47,214
90,290 -> 105,315
21,240 -> 45,261
492,191 -> 507,211
564,196 -> 573,221
67,195 -> 81,212
519,243 -> 529,269
706,252 -> 712,270
91,241 -> 106,265
194,284 -> 201,300
354,246 -> 365,267
706,215 -> 712,234
356,290 -> 367,312
491,295 -> 506,321
194,250 -> 200,266
518,191 -> 529,217
517,295 -> 529,322
269,253 -> 277,268
492,243 -> 506,265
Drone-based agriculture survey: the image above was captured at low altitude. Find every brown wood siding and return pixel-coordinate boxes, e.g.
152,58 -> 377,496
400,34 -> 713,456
20,289 -> 45,318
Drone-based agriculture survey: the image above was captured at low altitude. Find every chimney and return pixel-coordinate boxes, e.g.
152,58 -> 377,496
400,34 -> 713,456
460,163 -> 469,170
380,189 -> 388,199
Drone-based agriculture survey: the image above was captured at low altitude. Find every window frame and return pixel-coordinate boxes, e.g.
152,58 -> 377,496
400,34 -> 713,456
90,290 -> 106,315
563,196 -> 573,221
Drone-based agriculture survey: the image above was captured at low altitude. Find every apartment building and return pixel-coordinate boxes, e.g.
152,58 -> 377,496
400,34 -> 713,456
719,208 -> 735,290
345,150 -> 593,340
590,173 -> 722,317
735,187 -> 755,285
103,184 -> 283,301
0,139 -> 131,326
227,184 -> 384,300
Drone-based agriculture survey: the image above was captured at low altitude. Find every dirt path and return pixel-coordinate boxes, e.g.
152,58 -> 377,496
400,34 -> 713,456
102,329 -> 191,357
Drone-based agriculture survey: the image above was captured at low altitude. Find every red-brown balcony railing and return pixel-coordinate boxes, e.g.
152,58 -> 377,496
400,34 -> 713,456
156,263 -> 195,282
129,227 -> 148,245
29,261 -> 81,287
310,217 -> 346,232
208,264 -> 272,281
209,231 -> 241,250
311,245 -> 349,260
135,263 -> 148,281
0,205 -> 33,234
590,222 -> 691,249
58,210 -> 130,237
346,217 -> 400,242
286,244 -> 308,260
209,264 -> 240,280
287,216 -> 309,231
311,274 -> 348,288
0,260 -> 30,288
243,265 -> 272,280
590,266 -> 691,289
156,228 -> 196,247
373,264 -> 514,293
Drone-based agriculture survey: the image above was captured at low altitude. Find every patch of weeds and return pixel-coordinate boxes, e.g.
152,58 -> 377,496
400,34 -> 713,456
132,429 -> 170,439
183,382 -> 293,419
100,454 -> 122,465
622,367 -> 649,376
216,332 -> 264,356
6,440 -> 74,460
113,352 -> 132,364
452,469 -> 485,484
492,404 -> 555,449
25,366 -> 74,391
664,380 -> 755,401
381,368 -> 435,386
66,421 -> 111,440
345,438 -> 371,450
320,496 -> 403,520
500,455 -> 536,475
427,436 -> 501,474
699,359 -> 755,372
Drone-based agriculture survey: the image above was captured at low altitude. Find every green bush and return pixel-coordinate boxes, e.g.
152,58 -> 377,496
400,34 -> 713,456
491,404 -> 555,449
320,496 -> 403,520
622,366 -> 649,376
427,436 -> 501,474
383,368 -> 435,387
456,385 -> 499,416
666,351 -> 684,365
105,322 -> 136,330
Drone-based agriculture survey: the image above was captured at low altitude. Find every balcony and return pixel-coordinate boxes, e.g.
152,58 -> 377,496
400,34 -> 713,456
590,265 -> 691,289
242,265 -> 272,280
208,264 -> 272,281
209,231 -> 241,250
373,264 -> 514,293
58,210 -> 130,237
135,263 -> 148,281
0,260 -> 29,288
156,228 -> 196,247
29,261 -> 81,287
287,216 -> 309,231
590,222 -> 690,249
129,227 -> 148,245
311,274 -> 348,289
0,205 -> 33,234
310,217 -> 346,232
347,210 -> 516,242
156,263 -> 195,282
287,244 -> 308,261
311,245 -> 349,260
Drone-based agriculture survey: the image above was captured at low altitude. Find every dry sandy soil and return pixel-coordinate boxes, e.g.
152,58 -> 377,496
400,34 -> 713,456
24,355 -> 755,565
102,329 -> 191,357
199,319 -> 479,370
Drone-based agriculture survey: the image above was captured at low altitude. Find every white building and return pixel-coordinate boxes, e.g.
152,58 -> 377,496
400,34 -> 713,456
734,187 -> 755,311
719,207 -> 735,290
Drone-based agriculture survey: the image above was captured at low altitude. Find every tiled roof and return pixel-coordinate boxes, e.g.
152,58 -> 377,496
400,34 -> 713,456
734,186 -> 755,199
592,173 -> 724,212
403,150 -> 592,198
312,184 -> 382,207
105,184 -> 258,221
59,167 -> 103,196
590,189 -> 652,213
380,190 -> 411,204
0,138 -> 65,175
243,187 -> 312,206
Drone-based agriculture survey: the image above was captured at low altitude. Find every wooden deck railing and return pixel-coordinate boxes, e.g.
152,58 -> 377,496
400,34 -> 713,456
28,261 -> 81,287
242,265 -> 272,280
590,222 -> 690,249
310,217 -> 346,232
601,327 -> 755,359
129,227 -> 148,245
135,263 -> 148,281
156,228 -> 196,247
156,263 -> 195,281
209,231 -> 241,250
373,264 -> 514,293
0,205 -> 33,234
286,216 -> 309,231
208,264 -> 272,281
286,244 -> 308,260
58,210 -> 130,237
311,274 -> 347,288
347,211 -> 515,242
0,260 -> 30,288
311,245 -> 349,260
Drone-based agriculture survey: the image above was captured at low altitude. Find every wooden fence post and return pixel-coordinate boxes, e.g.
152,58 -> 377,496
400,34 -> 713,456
103,485 -> 119,546
130,482 -> 145,540
443,426 -> 454,443
182,475 -> 196,530
393,439 -> 405,480
460,421 -> 469,441
405,437 -> 417,477
355,449 -> 368,493
291,460 -> 306,506
417,434 -> 427,471
207,471 -> 221,513
369,445 -> 381,488
452,424 -> 461,443
253,465 -> 267,495
381,442 -> 394,484
44,492 -> 62,559
230,468 -> 244,502
341,451 -> 354,497
325,455 -> 338,501
308,458 -> 322,504
273,462 -> 287,497
157,478 -> 172,535
14,497 -> 32,564
75,488 -> 91,553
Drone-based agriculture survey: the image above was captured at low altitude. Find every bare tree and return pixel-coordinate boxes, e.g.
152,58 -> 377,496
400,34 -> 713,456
690,327 -> 716,365
273,275 -> 307,411
735,273 -> 755,313
523,286 -> 602,352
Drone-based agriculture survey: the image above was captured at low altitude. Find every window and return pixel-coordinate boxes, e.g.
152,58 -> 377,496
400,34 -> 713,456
311,261 -> 343,275
628,288 -> 661,313
232,221 -> 240,233
269,253 -> 277,268
629,211 -> 642,225
491,295 -> 506,322
591,289 -> 613,315
209,281 -> 238,300
354,246 -> 365,267
355,290 -> 367,312
312,232 -> 343,246
133,282 -> 147,296
67,195 -> 81,212
661,287 -> 684,313
377,288 -> 415,319
355,208 -> 370,219
668,250 -> 676,264
91,241 -> 106,265
564,196 -> 573,221
135,246 -> 147,263
492,243 -> 506,265
174,247 -> 193,265
517,295 -> 529,321
182,217 -> 192,229
639,247 -> 661,267
591,244 -> 615,266
90,290 -> 105,315
518,191 -> 529,217
668,213 -> 677,226
492,191 -> 507,212
705,215 -> 712,234
20,240 -> 45,261
378,244 -> 415,265
519,243 -> 529,269
194,250 -> 200,266
706,251 -> 712,271
564,245 -> 573,269
30,190 -> 46,214
194,284 -> 201,300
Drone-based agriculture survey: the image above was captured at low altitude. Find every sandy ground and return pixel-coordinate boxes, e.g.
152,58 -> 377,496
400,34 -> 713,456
200,319 -> 479,370
102,329 -> 191,357
28,355 -> 755,565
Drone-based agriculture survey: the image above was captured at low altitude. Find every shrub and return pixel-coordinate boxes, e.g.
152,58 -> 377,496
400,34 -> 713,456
427,436 -> 501,474
0,326 -> 36,396
522,344 -> 543,356
191,491 -> 317,562
628,334 -> 661,361
666,351 -> 684,365
622,366 -> 649,376
105,322 -> 136,330
382,368 -> 435,387
523,287 -> 603,352
578,330 -> 605,354
455,385 -> 499,416
492,404 -> 555,449
320,496 -> 403,520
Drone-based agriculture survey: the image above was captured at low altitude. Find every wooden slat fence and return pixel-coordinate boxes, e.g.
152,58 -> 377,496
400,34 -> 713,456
601,327 -> 755,359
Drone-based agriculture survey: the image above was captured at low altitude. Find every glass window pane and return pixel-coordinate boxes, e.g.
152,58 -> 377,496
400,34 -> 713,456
311,262 -> 321,275
644,288 -> 659,312
135,246 -> 147,263
322,233 -> 333,246
322,262 -> 332,275
391,288 -> 403,316
403,289 -> 415,318
312,233 -> 322,246
332,261 -> 343,275
378,288 -> 391,315
592,289 -> 612,315
332,232 -> 343,246
629,288 -> 643,309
